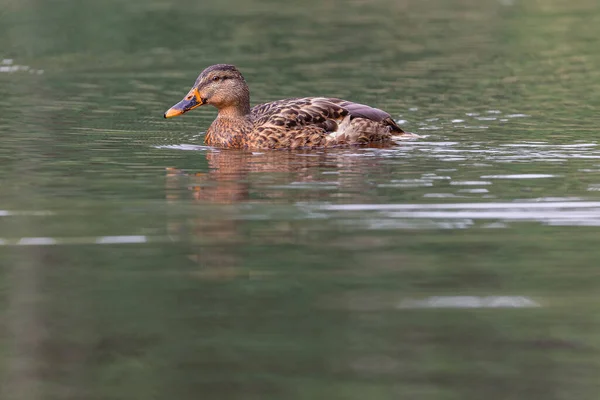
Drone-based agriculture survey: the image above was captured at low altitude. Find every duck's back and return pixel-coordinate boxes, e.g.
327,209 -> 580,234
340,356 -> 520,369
250,97 -> 346,128
248,97 -> 404,148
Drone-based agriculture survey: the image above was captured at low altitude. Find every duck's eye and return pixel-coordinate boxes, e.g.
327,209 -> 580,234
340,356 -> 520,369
212,76 -> 221,82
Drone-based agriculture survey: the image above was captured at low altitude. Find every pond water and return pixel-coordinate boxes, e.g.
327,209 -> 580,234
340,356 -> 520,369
2,0 -> 600,399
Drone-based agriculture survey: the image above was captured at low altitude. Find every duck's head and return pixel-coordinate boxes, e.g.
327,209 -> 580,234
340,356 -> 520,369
164,64 -> 250,118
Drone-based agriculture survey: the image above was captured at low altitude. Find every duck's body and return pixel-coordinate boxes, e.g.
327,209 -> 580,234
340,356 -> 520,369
164,64 -> 411,149
205,97 -> 406,149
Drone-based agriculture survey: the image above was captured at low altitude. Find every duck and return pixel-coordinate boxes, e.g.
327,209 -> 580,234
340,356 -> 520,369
164,64 -> 413,149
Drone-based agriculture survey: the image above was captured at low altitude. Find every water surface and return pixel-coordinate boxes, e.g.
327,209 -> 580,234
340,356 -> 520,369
2,0 -> 600,399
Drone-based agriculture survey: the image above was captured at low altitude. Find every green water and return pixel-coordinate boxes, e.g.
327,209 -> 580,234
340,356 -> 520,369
2,0 -> 600,398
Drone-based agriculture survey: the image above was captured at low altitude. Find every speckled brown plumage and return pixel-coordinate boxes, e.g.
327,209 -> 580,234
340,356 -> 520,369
164,64 -> 412,149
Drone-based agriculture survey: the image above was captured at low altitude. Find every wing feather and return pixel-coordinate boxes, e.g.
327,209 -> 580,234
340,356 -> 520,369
251,97 -> 348,130
248,97 -> 403,148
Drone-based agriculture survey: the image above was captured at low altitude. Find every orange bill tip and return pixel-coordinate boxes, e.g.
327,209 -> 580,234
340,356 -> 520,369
164,107 -> 184,118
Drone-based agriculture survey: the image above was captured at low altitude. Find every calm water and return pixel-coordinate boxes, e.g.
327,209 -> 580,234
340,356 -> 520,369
2,0 -> 600,398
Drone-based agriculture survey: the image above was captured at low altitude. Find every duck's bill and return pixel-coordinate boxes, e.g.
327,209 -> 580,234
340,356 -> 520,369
164,89 -> 205,118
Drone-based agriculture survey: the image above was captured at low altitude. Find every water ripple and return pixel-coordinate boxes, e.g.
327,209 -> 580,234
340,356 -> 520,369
309,201 -> 600,229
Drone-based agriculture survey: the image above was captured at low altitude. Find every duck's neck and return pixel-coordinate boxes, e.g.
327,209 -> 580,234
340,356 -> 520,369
216,103 -> 251,119
205,84 -> 252,148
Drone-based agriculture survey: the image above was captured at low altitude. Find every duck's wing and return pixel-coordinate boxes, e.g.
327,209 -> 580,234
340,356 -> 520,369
248,97 -> 404,148
326,98 -> 404,133
251,97 -> 403,133
251,97 -> 348,130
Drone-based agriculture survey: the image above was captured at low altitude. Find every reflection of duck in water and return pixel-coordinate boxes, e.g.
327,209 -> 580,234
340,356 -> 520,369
164,64 -> 415,149
167,149 -> 380,204
165,150 -> 386,276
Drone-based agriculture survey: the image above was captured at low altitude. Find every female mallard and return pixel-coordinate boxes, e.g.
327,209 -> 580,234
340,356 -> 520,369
164,64 -> 412,149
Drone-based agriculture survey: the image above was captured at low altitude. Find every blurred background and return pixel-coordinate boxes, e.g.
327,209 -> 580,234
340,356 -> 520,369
2,0 -> 600,398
